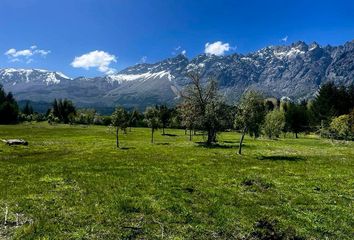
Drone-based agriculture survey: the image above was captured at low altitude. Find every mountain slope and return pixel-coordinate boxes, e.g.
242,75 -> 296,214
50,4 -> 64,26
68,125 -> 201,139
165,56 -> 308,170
1,40 -> 354,111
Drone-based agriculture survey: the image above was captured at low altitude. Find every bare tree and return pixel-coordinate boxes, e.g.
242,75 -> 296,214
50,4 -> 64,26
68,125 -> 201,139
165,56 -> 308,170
180,72 -> 226,145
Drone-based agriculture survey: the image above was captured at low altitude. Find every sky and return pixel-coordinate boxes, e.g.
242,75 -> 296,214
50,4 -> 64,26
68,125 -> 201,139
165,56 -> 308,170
0,0 -> 354,77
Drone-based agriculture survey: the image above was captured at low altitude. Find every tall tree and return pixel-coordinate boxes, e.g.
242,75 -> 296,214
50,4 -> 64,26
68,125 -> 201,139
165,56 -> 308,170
52,99 -> 76,124
22,101 -> 34,115
235,91 -> 265,154
144,106 -> 161,143
111,106 -> 129,148
285,102 -> 309,138
180,72 -> 225,145
0,85 -> 19,124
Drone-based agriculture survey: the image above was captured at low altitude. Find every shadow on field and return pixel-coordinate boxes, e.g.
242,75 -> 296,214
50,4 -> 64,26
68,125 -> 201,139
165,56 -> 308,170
156,143 -> 170,145
257,155 -> 304,161
162,133 -> 178,137
195,142 -> 233,149
120,147 -> 135,150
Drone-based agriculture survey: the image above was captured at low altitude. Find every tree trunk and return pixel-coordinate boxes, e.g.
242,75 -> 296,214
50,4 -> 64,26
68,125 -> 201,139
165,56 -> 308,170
116,128 -> 119,148
151,128 -> 154,143
238,127 -> 247,155
295,132 -> 298,138
207,129 -> 213,145
163,127 -> 165,135
185,128 -> 187,135
189,129 -> 192,141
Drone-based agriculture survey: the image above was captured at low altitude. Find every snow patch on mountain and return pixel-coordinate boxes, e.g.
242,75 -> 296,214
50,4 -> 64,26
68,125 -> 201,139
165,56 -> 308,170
107,70 -> 174,83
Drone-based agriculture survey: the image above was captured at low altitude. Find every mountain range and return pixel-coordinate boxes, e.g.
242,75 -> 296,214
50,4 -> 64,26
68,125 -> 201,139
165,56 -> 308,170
1,40 -> 354,112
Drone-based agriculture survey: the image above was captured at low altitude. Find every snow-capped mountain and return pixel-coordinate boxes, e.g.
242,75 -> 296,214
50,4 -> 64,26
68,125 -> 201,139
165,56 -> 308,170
0,68 -> 71,85
1,40 -> 354,111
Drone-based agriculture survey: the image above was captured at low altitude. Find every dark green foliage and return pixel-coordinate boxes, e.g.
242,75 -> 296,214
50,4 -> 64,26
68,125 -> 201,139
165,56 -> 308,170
22,101 -> 34,115
0,85 -> 19,124
285,102 -> 309,138
157,104 -> 171,135
310,82 -> 354,125
51,98 -> 76,124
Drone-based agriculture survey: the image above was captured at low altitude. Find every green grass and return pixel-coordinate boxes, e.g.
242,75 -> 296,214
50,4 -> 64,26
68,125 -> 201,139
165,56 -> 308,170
0,122 -> 353,239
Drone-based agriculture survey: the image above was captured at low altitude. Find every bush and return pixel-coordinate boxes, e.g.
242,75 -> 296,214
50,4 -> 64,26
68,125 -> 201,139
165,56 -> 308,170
329,114 -> 352,140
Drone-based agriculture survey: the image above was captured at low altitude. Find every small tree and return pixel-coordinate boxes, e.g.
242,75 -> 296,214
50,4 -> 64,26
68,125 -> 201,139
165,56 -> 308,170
235,91 -> 265,154
111,106 -> 129,148
158,105 -> 171,135
128,108 -> 139,131
179,102 -> 197,141
263,110 -> 286,139
144,106 -> 161,143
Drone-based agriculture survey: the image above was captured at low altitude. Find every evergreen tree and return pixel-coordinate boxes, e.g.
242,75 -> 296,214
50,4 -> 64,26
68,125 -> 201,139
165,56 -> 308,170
0,85 -> 19,124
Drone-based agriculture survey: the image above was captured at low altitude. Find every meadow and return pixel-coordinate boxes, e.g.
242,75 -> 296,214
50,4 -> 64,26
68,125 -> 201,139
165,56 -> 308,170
0,123 -> 353,239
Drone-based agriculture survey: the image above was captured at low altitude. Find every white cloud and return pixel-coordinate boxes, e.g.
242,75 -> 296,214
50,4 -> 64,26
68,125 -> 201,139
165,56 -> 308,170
4,45 -> 51,64
138,56 -> 147,64
204,41 -> 231,56
281,36 -> 288,42
71,50 -> 117,74
172,46 -> 187,55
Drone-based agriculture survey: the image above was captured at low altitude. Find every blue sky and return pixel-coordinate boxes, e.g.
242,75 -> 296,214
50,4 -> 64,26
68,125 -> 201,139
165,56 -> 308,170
1,0 -> 354,77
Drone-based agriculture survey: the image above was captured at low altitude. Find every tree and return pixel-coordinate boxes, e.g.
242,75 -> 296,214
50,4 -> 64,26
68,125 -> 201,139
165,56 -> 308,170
22,101 -> 34,115
158,105 -> 171,135
111,106 -> 129,148
263,110 -> 286,139
128,108 -> 139,131
180,72 -> 226,145
310,82 -> 354,126
51,98 -> 76,124
0,85 -> 19,124
235,91 -> 265,154
285,102 -> 309,138
144,106 -> 161,143
179,102 -> 197,141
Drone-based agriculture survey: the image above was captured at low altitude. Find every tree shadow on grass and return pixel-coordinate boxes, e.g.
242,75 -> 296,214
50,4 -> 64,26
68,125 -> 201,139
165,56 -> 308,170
257,155 -> 305,161
195,142 -> 233,149
162,133 -> 177,137
156,143 -> 170,145
119,147 -> 136,150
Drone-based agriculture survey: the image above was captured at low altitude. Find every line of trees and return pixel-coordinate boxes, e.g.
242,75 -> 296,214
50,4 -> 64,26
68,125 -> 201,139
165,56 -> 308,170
1,79 -> 354,150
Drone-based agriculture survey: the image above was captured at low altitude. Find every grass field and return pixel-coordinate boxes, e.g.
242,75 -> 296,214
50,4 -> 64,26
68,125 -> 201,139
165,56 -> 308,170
0,123 -> 353,239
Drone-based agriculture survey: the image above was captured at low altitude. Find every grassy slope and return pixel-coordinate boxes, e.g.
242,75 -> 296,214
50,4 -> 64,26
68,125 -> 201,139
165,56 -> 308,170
0,123 -> 353,239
